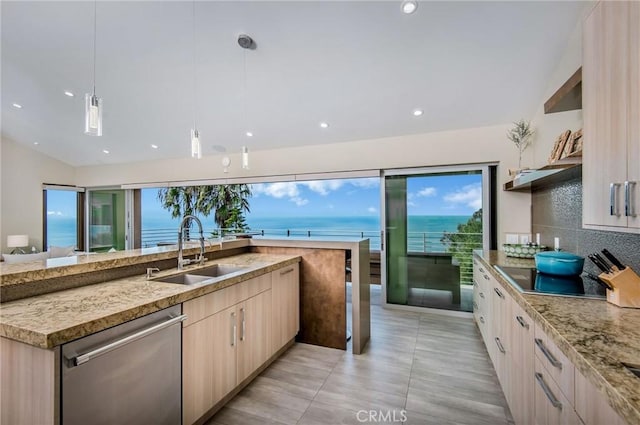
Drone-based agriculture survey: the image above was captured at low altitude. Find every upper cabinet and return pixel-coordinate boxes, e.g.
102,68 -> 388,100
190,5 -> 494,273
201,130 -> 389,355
583,1 -> 640,233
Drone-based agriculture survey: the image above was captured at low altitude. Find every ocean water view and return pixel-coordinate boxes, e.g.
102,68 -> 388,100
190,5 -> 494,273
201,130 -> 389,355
47,214 -> 473,252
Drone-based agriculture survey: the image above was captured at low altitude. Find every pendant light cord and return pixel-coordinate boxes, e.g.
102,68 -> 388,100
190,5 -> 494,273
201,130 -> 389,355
192,0 -> 197,130
92,0 -> 97,95
243,48 -> 247,130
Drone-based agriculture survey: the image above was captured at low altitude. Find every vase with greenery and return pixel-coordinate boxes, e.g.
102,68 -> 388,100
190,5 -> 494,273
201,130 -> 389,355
506,119 -> 534,170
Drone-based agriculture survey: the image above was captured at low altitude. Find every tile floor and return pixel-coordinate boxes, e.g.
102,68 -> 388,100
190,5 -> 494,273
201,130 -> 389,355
207,285 -> 512,425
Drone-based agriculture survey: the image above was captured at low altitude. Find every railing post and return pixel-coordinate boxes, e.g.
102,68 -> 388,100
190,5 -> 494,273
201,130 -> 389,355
423,233 -> 427,253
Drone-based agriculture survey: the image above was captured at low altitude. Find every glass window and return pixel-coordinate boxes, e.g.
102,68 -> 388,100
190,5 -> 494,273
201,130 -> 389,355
44,189 -> 81,249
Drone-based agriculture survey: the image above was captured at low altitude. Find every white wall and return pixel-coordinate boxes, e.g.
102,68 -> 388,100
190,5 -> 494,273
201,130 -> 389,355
75,123 -> 533,244
0,138 -> 76,252
529,2 -> 595,168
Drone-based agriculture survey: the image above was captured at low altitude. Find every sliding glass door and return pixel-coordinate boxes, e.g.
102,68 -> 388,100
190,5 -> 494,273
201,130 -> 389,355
88,189 -> 127,252
382,166 -> 491,312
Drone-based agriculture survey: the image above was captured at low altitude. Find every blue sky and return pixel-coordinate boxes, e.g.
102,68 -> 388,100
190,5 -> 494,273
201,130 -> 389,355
49,173 -> 483,221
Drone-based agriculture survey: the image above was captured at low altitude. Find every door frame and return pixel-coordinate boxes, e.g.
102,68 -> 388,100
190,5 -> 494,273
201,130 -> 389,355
379,163 -> 494,313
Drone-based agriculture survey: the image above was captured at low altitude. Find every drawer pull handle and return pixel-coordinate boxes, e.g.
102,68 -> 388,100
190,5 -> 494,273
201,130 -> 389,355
479,292 -> 485,299
479,316 -> 485,324
240,307 -> 246,341
280,268 -> 294,275
473,260 -> 478,265
535,372 -> 563,410
625,181 -> 637,217
516,315 -> 529,329
494,287 -> 504,299
483,274 -> 490,281
479,267 -> 485,273
535,338 -> 562,369
473,301 -> 478,309
495,337 -> 506,354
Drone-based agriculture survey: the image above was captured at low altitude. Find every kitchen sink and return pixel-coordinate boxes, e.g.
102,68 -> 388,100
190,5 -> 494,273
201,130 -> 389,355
188,264 -> 249,278
154,264 -> 250,285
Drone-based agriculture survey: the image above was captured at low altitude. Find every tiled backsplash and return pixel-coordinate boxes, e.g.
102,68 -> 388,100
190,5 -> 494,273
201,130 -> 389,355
531,171 -> 640,275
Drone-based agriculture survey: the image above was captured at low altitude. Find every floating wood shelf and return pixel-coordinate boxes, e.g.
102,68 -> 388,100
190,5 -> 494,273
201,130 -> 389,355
544,67 -> 582,114
504,151 -> 582,191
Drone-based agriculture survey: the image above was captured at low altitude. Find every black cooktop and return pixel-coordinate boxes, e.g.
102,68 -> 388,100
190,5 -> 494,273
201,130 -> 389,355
493,266 -> 606,299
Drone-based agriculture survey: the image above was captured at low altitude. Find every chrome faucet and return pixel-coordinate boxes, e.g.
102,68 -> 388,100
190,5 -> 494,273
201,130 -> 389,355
177,215 -> 206,270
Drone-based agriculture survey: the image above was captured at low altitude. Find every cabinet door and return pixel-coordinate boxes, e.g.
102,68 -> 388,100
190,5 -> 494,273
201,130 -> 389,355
628,1 -> 640,230
182,305 -> 237,425
490,284 -> 511,402
237,290 -> 272,383
271,263 -> 300,352
575,369 -> 626,425
510,302 -> 535,425
583,1 -> 630,228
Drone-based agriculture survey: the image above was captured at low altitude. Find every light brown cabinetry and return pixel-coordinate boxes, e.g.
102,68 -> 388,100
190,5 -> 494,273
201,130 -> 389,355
575,369 -> 626,425
490,282 -> 511,399
583,0 -> 640,232
472,258 -> 490,340
533,356 -> 582,425
509,301 -> 535,425
271,263 -> 300,352
182,272 -> 273,425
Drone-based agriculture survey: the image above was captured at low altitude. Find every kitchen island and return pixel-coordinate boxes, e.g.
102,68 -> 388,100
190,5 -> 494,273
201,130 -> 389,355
0,238 -> 370,425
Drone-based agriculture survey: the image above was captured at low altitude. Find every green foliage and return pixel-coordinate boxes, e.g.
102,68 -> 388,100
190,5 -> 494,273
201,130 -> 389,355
157,184 -> 252,234
440,208 -> 483,284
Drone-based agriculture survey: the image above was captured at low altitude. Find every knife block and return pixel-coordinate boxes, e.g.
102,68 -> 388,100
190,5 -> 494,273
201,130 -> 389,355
599,267 -> 640,308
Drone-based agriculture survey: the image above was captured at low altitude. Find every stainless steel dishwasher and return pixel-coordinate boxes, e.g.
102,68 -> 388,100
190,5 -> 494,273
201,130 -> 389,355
61,305 -> 185,425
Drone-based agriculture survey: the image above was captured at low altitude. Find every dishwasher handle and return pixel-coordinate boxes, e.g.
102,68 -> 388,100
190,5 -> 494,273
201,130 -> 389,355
70,314 -> 187,366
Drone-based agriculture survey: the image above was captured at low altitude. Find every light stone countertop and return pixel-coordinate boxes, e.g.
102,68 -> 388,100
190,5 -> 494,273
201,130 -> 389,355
474,250 -> 640,425
0,252 -> 300,349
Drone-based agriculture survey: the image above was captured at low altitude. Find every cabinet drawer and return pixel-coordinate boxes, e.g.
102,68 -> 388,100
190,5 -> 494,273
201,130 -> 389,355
534,322 -> 575,405
534,356 -> 581,425
183,272 -> 272,327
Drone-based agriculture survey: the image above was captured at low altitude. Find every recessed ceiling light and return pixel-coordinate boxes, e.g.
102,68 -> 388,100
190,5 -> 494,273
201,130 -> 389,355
12,103 -> 22,109
402,0 -> 418,14
64,91 -> 74,97
33,142 -> 39,145
246,132 -> 253,137
413,109 -> 424,117
320,122 -> 329,129
151,144 -> 158,149
102,149 -> 110,154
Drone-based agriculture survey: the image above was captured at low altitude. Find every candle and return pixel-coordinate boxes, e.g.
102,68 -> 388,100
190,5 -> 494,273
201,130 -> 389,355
536,233 -> 540,245
554,237 -> 560,250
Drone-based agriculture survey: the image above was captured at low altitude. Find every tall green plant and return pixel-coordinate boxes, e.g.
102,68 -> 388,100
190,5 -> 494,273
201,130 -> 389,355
157,184 -> 252,234
440,208 -> 483,283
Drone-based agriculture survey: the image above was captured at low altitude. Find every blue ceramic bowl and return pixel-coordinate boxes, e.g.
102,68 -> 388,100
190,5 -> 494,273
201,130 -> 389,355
535,251 -> 585,276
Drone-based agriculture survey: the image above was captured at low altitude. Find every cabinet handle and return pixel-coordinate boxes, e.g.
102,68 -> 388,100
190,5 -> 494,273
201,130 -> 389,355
240,308 -> 246,341
535,372 -> 563,410
473,280 -> 478,288
473,301 -> 478,310
483,274 -> 490,281
473,259 -> 478,266
610,183 -> 621,216
495,337 -> 506,354
516,315 -> 529,329
494,287 -> 504,299
535,338 -> 562,370
479,316 -> 485,324
230,312 -> 237,347
625,181 -> 637,217
280,268 -> 294,275
479,267 -> 485,273
479,292 -> 485,299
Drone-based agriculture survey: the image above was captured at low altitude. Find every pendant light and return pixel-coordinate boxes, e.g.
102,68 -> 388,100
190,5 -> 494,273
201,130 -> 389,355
190,1 -> 202,159
85,0 -> 102,136
238,34 -> 254,170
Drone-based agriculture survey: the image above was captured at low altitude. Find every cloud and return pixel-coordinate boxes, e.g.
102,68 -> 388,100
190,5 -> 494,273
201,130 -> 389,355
252,182 -> 299,198
417,187 -> 437,197
367,206 -> 377,213
347,178 -> 379,189
443,183 -> 482,210
291,197 -> 309,206
47,211 -> 63,216
301,180 -> 344,195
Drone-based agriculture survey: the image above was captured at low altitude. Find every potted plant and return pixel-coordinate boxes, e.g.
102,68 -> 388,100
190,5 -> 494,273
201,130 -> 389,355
506,119 -> 534,175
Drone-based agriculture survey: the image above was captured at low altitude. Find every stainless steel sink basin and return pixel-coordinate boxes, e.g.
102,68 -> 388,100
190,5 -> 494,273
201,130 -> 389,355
153,264 -> 249,285
188,264 -> 249,278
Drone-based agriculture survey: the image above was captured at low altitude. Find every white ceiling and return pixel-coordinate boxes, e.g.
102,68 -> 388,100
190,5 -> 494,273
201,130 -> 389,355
1,1 -> 587,167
